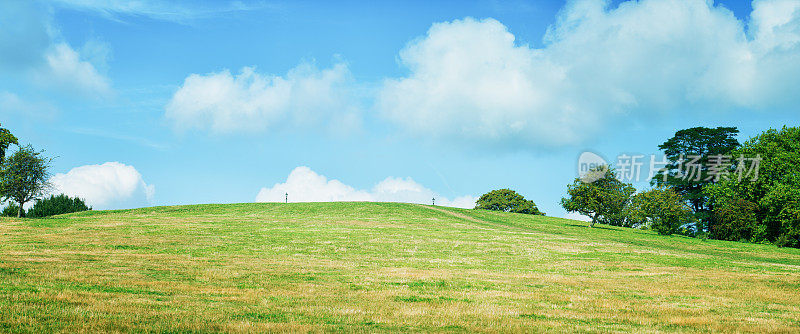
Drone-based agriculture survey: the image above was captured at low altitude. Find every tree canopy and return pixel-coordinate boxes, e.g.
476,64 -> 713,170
561,166 -> 635,227
475,189 -> 544,215
0,122 -> 18,162
705,126 -> 800,247
628,186 -> 695,235
0,145 -> 52,218
651,126 -> 739,227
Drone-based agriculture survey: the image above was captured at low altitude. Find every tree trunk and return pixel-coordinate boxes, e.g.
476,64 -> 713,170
17,202 -> 23,218
590,214 -> 597,228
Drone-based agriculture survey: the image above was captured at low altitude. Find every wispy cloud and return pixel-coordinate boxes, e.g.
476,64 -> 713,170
68,127 -> 170,151
0,92 -> 59,119
49,0 -> 274,23
0,1 -> 113,97
36,43 -> 112,97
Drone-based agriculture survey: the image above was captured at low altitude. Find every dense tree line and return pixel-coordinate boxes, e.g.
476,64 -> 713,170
562,126 -> 800,248
26,194 -> 91,218
705,127 -> 800,247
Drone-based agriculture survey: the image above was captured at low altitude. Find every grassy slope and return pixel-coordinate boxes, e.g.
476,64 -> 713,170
1,202 -> 799,333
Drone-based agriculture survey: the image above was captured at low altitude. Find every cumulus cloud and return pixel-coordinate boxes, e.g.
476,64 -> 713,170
255,166 -> 477,208
0,1 -> 112,97
165,62 -> 360,134
255,166 -> 372,203
378,0 -> 800,147
378,17 -> 581,147
49,162 -> 154,209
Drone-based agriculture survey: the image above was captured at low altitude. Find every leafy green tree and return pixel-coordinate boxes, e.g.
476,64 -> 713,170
27,194 -> 90,218
0,122 -> 18,162
0,145 -> 52,218
628,187 -> 695,235
475,189 -> 544,215
652,127 -> 739,228
705,126 -> 800,247
561,166 -> 635,227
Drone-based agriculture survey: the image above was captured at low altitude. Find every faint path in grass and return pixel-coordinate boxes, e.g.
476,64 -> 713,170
413,204 -> 542,235
415,204 -> 485,224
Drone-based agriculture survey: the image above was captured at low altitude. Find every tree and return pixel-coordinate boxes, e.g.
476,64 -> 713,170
628,187 -> 695,235
0,122 -> 18,162
0,146 -> 52,218
27,194 -> 91,218
475,189 -> 544,215
705,126 -> 800,247
561,166 -> 635,227
652,127 -> 739,228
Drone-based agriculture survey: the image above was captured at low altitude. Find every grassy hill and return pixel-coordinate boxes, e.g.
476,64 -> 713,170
1,202 -> 799,332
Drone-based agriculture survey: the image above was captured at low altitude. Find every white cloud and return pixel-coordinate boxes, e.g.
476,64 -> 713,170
379,17 -> 582,147
166,62 -> 360,134
36,43 -> 112,96
255,166 -> 477,209
49,162 -> 154,209
378,0 -> 800,147
0,1 -> 112,97
371,177 -> 477,208
255,166 -> 372,203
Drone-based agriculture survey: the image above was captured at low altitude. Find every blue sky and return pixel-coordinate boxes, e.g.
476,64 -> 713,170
1,0 -> 798,217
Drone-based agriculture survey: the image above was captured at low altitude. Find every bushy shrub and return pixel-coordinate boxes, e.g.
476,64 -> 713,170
628,187 -> 695,235
712,198 -> 760,242
1,203 -> 22,217
26,194 -> 90,218
475,189 -> 544,215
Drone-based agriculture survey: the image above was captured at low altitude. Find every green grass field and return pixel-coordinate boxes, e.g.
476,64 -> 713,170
1,202 -> 799,332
